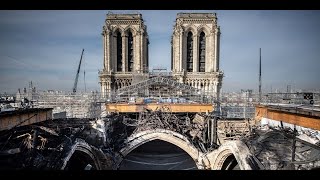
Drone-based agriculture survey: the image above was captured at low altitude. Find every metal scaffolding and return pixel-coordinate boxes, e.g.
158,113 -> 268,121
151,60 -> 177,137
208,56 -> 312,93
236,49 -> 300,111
112,75 -> 215,104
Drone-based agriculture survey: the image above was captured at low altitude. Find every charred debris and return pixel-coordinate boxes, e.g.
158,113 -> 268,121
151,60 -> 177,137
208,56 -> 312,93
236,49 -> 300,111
1,106 -> 320,170
0,106 -> 218,170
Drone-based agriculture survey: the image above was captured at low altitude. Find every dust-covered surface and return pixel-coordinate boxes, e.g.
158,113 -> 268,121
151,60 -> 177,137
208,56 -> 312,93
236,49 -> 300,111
0,118 -> 113,170
2,106 -> 319,170
106,107 -> 218,153
242,127 -> 320,170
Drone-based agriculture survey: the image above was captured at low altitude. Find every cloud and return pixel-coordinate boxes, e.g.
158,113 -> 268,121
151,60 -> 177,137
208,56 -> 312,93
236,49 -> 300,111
0,10 -> 319,93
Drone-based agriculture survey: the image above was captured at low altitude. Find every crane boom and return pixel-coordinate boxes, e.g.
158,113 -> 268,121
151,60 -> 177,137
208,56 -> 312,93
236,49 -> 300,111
72,49 -> 84,93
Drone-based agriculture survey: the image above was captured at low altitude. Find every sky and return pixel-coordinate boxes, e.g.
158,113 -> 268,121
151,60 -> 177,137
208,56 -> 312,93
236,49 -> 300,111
0,10 -> 319,94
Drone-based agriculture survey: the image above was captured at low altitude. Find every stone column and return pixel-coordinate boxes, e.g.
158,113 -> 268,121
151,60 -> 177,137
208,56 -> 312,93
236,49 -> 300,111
172,37 -> 175,72
172,36 -> 176,72
140,31 -> 143,72
104,82 -> 108,98
100,82 -> 105,98
209,81 -> 213,93
109,81 -> 111,91
179,76 -> 184,84
134,32 -> 141,72
105,81 -> 110,97
104,82 -> 107,98
137,32 -> 142,72
204,80 -> 208,93
216,27 -> 220,72
193,34 -> 198,72
214,29 -> 217,72
214,27 -> 220,72
105,82 -> 108,97
179,32 -> 183,72
202,80 -> 205,91
122,34 -> 127,72
216,81 -> 220,101
143,35 -> 147,71
215,82 -> 218,95
105,31 -> 111,72
103,32 -> 106,70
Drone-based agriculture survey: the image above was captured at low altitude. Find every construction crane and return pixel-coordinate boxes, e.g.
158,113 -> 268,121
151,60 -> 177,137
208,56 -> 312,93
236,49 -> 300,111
72,49 -> 84,94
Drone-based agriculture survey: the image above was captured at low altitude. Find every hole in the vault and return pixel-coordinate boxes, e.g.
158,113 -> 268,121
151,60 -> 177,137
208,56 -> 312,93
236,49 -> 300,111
221,154 -> 240,170
119,140 -> 198,170
64,150 -> 97,170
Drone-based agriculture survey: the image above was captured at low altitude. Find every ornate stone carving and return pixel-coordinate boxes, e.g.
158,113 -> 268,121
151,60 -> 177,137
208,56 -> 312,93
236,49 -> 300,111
173,26 -> 182,36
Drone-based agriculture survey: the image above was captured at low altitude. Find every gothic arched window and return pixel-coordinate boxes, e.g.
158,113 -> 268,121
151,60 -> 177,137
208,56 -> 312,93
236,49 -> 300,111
186,32 -> 193,72
116,31 -> 122,72
128,31 -> 134,72
198,32 -> 206,72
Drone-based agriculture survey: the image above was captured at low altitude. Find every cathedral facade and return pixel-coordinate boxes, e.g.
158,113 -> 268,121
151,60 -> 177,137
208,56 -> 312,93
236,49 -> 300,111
99,13 -> 149,98
171,13 -> 223,99
99,12 -> 223,99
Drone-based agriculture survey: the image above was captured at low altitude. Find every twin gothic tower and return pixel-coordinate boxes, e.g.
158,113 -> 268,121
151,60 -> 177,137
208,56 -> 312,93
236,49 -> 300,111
99,12 -> 223,99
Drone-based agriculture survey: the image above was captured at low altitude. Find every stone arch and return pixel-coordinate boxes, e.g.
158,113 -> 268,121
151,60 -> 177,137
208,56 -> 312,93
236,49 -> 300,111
61,139 -> 109,170
205,141 -> 262,170
117,129 -> 203,169
197,24 -> 210,36
184,24 -> 197,36
112,26 -> 124,36
124,25 -> 137,36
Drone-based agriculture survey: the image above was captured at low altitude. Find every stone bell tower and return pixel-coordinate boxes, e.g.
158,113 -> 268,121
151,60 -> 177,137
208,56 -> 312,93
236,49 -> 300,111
171,13 -> 223,99
99,13 -> 149,98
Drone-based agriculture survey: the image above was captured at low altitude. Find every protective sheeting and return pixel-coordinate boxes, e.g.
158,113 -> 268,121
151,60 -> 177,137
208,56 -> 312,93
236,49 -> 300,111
260,117 -> 320,145
243,128 -> 320,170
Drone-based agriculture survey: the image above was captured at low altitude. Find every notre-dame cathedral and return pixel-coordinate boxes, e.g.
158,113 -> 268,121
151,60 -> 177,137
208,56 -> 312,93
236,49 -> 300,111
99,12 -> 223,99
